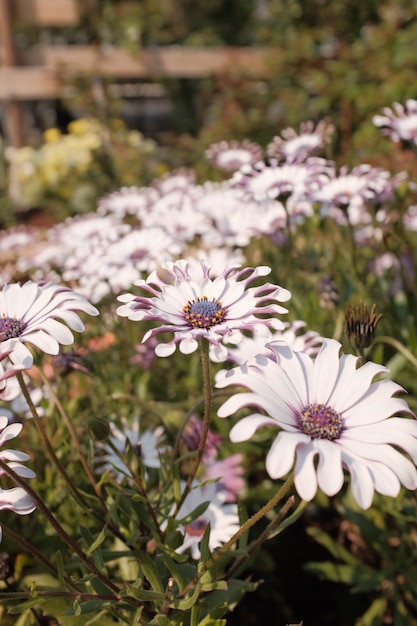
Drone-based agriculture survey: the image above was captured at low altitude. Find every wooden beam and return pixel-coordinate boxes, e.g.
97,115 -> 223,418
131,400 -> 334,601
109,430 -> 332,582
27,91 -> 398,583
12,0 -> 80,26
37,44 -> 276,79
0,67 -> 58,100
0,46 -> 278,101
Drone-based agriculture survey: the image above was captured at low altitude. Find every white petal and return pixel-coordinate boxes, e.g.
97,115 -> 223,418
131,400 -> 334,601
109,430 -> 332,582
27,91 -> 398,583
229,414 -> 277,442
179,338 -> 199,354
266,431 -> 307,478
294,444 -> 318,501
155,342 -> 177,357
341,453 -> 374,509
340,440 -> 417,489
22,330 -> 60,355
316,440 -> 344,496
40,318 -> 75,344
342,418 -> 417,462
311,339 -> 341,404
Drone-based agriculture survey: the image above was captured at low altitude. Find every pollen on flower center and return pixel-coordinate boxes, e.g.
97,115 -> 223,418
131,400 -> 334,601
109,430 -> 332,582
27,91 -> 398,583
183,296 -> 226,329
297,403 -> 344,441
0,314 -> 27,341
185,518 -> 207,537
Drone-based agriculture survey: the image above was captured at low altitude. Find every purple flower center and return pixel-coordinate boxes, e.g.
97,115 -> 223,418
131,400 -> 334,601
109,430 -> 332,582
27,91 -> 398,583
183,296 -> 226,329
0,315 -> 26,341
297,403 -> 344,441
185,518 -> 207,537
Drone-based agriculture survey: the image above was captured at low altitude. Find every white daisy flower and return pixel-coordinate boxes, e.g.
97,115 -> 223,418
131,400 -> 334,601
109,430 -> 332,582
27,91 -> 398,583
216,339 -> 417,510
0,281 -> 99,366
373,99 -> 417,145
174,481 -> 240,559
212,320 -> 323,364
96,416 -> 164,481
205,139 -> 263,171
267,120 -> 334,162
116,259 -> 291,359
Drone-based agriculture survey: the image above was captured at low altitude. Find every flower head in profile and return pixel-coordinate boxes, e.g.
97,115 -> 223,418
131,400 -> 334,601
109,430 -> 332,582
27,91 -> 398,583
205,139 -> 263,171
116,260 -> 291,359
267,120 -> 334,163
211,320 -> 323,365
373,99 -> 417,145
174,481 -> 240,559
0,339 -> 32,401
0,415 -> 36,542
0,281 -> 99,367
217,339 -> 417,510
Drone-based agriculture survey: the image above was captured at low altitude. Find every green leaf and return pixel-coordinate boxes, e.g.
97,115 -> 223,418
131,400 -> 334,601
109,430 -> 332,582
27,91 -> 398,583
124,583 -> 165,602
7,598 -> 46,615
140,553 -> 165,593
168,581 -> 200,610
200,580 -> 228,593
304,561 -> 379,592
356,597 -> 388,626
64,599 -> 109,615
54,550 -> 67,588
306,526 -> 368,568
86,526 -> 107,557
199,522 -> 211,563
158,552 -> 188,591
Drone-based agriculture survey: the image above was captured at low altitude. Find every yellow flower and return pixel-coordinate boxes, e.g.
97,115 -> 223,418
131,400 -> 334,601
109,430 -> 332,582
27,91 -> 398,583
43,128 -> 61,143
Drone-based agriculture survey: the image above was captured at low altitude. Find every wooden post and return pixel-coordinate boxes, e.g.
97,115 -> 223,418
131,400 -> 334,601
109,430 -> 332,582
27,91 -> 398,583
0,0 -> 24,147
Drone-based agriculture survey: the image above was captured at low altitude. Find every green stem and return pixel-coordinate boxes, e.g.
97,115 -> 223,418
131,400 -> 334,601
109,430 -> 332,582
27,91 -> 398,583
1,524 -> 79,591
0,459 -> 122,597
173,337 -> 212,517
224,495 -> 296,580
16,372 -> 89,510
0,590 -> 120,601
36,366 -> 105,506
373,336 -> 417,370
179,472 -> 295,598
106,439 -> 163,540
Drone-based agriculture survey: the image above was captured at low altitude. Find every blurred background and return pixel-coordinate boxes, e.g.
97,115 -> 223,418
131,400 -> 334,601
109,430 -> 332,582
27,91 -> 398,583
1,0 -> 417,226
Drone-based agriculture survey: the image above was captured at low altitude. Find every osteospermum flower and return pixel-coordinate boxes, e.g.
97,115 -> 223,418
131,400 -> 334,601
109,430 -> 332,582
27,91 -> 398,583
0,415 -> 36,541
212,320 -> 323,365
205,139 -> 263,171
0,281 -> 99,367
311,164 -> 395,225
116,260 -> 291,359
231,157 -> 331,203
216,339 -> 417,510
267,120 -> 334,162
174,481 -> 240,559
96,416 -> 164,481
373,99 -> 417,145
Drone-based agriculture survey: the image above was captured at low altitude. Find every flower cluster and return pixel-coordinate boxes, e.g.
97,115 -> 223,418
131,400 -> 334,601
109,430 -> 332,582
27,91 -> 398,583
1,99 -> 417,625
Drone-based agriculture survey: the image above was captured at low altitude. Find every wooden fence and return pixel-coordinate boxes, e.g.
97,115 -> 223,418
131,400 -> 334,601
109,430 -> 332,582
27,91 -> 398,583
0,0 -> 277,147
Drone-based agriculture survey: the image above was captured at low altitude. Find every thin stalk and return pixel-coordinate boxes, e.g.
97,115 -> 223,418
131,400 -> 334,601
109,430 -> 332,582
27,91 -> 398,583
0,459 -> 123,598
36,366 -> 105,505
106,439 -> 163,540
1,524 -> 79,592
178,472 -> 295,598
373,336 -> 417,370
16,372 -> 90,510
224,495 -> 296,580
0,590 -> 120,601
173,337 -> 212,517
